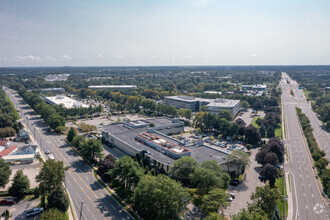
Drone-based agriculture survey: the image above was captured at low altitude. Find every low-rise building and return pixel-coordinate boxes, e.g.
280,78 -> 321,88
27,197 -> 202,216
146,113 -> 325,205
101,118 -> 238,174
242,84 -> 268,93
40,88 -> 65,93
15,128 -> 29,141
164,95 -> 241,116
0,145 -> 18,158
44,95 -> 88,109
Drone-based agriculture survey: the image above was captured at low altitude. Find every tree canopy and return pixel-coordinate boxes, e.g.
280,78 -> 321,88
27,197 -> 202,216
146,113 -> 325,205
8,170 -> 30,198
40,208 -> 66,220
0,158 -> 11,188
170,156 -> 199,186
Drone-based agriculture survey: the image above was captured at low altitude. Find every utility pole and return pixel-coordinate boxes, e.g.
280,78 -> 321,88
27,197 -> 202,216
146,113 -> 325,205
79,202 -> 83,220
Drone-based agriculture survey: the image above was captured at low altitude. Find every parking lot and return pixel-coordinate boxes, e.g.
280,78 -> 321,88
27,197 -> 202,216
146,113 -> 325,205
224,149 -> 265,217
5,160 -> 41,190
235,108 -> 265,126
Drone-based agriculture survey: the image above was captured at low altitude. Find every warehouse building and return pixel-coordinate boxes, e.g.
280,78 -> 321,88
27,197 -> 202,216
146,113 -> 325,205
242,84 -> 268,93
164,95 -> 241,116
44,95 -> 88,109
102,117 -> 235,174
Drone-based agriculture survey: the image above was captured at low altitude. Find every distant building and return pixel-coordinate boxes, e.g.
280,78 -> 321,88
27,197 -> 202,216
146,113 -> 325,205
204,91 -> 222,95
164,95 -> 241,116
40,88 -> 65,93
44,74 -> 70,82
101,118 -> 234,174
242,84 -> 268,93
44,95 -> 88,109
88,85 -> 137,90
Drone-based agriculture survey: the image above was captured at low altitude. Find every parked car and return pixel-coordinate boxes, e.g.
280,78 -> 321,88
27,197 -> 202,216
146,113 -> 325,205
228,193 -> 235,199
26,208 -> 44,217
45,150 -> 51,154
0,198 -> 16,205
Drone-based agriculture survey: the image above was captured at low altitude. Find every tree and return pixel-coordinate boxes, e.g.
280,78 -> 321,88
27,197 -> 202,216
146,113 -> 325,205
47,187 -> 69,212
71,135 -> 85,149
267,138 -> 285,163
245,125 -> 261,145
170,156 -> 199,186
67,127 -> 77,142
264,152 -> 279,166
184,109 -> 193,122
240,100 -> 250,110
315,158 -> 329,171
81,139 -> 104,164
259,125 -> 266,138
97,154 -> 117,182
201,188 -> 229,216
260,164 -> 279,188
226,151 -> 250,174
219,110 -> 233,121
109,156 -> 145,193
204,213 -> 223,220
0,158 -> 11,188
36,160 -> 66,196
248,185 -> 281,219
201,160 -> 222,174
190,167 -> 223,195
40,208 -> 65,220
134,174 -> 189,220
8,170 -> 30,198
235,118 -> 246,127
267,126 -> 275,138
194,111 -> 206,129
231,208 -> 268,220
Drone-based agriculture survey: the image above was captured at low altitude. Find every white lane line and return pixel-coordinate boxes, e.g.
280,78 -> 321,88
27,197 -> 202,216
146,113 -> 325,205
85,176 -> 89,180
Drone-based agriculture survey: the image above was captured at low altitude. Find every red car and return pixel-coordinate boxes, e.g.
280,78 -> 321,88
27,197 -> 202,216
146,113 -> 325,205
0,198 -> 16,205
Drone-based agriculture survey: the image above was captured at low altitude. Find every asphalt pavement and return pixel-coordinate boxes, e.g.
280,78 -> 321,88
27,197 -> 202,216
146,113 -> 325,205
281,72 -> 329,220
3,87 -> 133,220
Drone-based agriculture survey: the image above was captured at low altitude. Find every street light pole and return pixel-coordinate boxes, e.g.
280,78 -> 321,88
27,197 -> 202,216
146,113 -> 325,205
79,202 -> 84,220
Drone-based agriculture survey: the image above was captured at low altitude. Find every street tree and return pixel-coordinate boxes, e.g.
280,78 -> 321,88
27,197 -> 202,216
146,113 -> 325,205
201,188 -> 229,216
40,208 -> 65,220
170,156 -> 199,186
81,139 -> 104,164
97,154 -> 117,182
267,138 -> 285,163
248,185 -> 281,219
133,174 -> 189,220
259,164 -> 279,187
190,167 -> 223,195
231,208 -> 268,220
36,160 -> 65,196
67,127 -> 77,142
8,170 -> 30,198
109,156 -> 145,194
71,135 -> 85,150
0,158 -> 11,188
47,187 -> 69,212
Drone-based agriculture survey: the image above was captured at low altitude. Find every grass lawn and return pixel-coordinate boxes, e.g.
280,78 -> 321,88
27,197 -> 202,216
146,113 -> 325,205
251,117 -> 262,128
5,93 -> 20,119
276,177 -> 288,220
304,90 -> 311,99
275,123 -> 283,140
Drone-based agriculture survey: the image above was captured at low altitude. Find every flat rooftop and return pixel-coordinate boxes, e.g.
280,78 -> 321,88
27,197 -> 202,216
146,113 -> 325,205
103,122 -> 228,165
45,96 -> 88,108
206,98 -> 240,108
165,95 -> 211,103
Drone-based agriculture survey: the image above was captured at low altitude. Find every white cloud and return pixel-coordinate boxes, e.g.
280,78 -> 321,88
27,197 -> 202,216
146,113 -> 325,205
61,54 -> 71,59
16,55 -> 41,61
97,54 -> 103,58
115,55 -> 124,59
249,54 -> 257,57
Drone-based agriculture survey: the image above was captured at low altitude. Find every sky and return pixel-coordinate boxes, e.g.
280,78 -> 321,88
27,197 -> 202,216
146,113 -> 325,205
0,0 -> 330,67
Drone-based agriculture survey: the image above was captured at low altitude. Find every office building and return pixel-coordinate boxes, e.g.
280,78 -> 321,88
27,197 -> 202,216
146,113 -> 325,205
44,95 -> 88,108
88,85 -> 137,90
242,84 -> 268,93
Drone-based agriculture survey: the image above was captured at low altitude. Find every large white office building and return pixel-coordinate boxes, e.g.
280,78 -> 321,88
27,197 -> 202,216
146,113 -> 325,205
164,95 -> 241,116
44,95 -> 88,109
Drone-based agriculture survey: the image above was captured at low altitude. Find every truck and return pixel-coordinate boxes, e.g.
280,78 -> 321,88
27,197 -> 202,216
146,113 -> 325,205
26,207 -> 44,217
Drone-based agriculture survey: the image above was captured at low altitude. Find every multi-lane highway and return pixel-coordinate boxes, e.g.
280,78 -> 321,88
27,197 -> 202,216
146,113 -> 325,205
3,87 -> 132,220
281,72 -> 329,220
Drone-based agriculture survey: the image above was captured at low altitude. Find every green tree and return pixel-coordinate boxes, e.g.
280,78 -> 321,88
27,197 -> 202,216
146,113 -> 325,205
36,160 -> 66,196
190,167 -> 223,195
231,208 -> 268,220
245,125 -> 261,145
226,151 -> 250,174
81,139 -> 104,164
67,127 -> 77,142
219,110 -> 233,121
240,100 -> 250,110
47,187 -> 69,212
109,156 -> 145,193
71,135 -> 85,149
0,158 -> 11,188
8,170 -> 30,198
267,126 -> 275,138
259,125 -> 266,138
134,174 -> 189,220
201,188 -> 229,216
170,156 -> 199,186
260,164 -> 279,188
204,213 -> 224,220
184,109 -> 193,122
40,208 -> 66,220
248,185 -> 281,219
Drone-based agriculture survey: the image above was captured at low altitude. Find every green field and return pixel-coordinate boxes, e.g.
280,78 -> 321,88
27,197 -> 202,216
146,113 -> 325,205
4,93 -> 20,119
251,117 -> 262,128
275,123 -> 283,140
